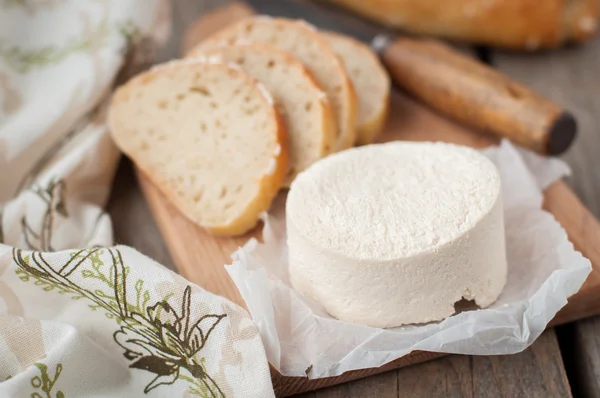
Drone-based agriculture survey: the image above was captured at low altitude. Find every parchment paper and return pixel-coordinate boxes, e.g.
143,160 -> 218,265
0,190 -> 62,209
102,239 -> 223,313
226,140 -> 591,378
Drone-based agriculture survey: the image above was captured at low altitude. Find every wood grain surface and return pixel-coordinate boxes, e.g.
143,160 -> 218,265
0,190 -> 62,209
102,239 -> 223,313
105,0 -> 600,396
494,31 -> 600,398
292,330 -> 571,398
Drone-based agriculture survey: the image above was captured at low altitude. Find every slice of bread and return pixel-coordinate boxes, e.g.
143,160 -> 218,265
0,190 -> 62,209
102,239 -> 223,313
323,32 -> 391,145
197,44 -> 336,186
108,60 -> 287,236
188,17 -> 358,151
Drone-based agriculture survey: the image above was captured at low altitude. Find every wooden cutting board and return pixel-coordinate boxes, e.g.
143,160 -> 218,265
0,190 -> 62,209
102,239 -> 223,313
135,3 -> 600,396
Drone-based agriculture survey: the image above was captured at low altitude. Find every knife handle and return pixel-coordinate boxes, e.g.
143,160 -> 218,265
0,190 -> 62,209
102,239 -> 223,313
381,37 -> 576,155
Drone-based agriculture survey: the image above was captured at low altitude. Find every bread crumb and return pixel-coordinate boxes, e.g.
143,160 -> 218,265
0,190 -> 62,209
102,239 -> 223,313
195,54 -> 243,74
370,34 -> 390,54
149,58 -> 209,74
296,20 -> 318,32
233,38 -> 252,46
266,157 -> 277,175
197,54 -> 223,64
256,82 -> 274,105
225,62 -> 243,72
316,90 -> 327,102
255,15 -> 273,21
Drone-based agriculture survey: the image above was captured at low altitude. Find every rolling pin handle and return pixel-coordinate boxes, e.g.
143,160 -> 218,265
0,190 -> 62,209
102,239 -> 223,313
548,112 -> 577,155
381,36 -> 578,155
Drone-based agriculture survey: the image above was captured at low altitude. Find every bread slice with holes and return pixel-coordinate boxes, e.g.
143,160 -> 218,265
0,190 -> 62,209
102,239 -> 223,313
197,43 -> 336,186
322,32 -> 390,145
108,60 -> 287,236
187,16 -> 358,151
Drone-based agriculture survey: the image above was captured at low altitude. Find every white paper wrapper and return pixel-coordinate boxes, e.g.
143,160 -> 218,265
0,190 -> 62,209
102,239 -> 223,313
225,140 -> 591,378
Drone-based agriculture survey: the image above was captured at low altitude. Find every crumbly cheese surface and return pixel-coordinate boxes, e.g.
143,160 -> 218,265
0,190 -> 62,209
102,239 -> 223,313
286,141 -> 507,327
287,141 -> 501,260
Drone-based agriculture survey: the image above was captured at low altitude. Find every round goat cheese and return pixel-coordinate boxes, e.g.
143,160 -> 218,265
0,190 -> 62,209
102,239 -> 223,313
286,141 -> 507,328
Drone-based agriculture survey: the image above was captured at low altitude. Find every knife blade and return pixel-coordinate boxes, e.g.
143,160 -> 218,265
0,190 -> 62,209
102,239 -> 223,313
244,0 -> 577,155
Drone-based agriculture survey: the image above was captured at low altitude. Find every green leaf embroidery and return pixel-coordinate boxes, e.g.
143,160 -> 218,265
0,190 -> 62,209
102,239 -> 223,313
0,19 -> 109,73
0,17 -> 149,74
14,248 -> 227,396
18,179 -> 66,252
30,362 -> 64,398
3,0 -> 27,7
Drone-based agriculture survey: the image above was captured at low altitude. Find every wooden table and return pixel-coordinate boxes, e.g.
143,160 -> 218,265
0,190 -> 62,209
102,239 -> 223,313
107,1 -> 600,396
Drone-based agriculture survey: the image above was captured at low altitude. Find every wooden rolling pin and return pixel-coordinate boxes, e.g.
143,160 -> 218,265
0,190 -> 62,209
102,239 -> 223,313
183,2 -> 577,156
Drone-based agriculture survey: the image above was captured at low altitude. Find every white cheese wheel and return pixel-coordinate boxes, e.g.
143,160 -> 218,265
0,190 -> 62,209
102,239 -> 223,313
286,141 -> 507,328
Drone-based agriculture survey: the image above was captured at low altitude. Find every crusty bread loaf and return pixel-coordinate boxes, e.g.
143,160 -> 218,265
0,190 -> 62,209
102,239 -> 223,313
197,44 -> 337,186
188,17 -> 358,151
323,32 -> 390,145
108,60 -> 287,236
324,0 -> 598,50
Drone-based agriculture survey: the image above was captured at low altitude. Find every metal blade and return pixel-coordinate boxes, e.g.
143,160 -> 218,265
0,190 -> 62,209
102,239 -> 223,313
245,0 -> 392,45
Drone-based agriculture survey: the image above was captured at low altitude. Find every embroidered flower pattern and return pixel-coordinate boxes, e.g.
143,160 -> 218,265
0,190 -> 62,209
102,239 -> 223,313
114,286 -> 226,394
13,248 -> 227,396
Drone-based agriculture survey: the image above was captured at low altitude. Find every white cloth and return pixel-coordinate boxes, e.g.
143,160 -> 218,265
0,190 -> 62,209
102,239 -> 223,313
0,1 -> 274,397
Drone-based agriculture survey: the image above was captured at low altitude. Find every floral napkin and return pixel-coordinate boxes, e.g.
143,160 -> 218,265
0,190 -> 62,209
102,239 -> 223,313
0,1 -> 274,397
